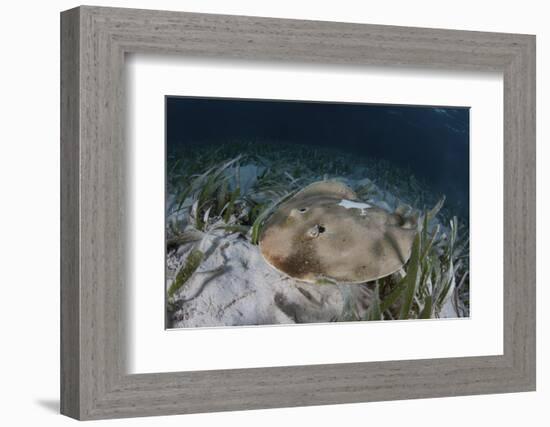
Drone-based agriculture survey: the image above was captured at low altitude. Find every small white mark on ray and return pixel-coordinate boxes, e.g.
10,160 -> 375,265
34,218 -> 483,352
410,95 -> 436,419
337,199 -> 372,216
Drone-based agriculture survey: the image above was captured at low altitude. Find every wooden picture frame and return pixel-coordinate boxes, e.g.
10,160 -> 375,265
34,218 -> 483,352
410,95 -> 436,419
60,5 -> 536,420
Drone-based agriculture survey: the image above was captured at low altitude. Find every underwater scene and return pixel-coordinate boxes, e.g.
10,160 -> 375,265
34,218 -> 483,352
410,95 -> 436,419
165,96 -> 470,329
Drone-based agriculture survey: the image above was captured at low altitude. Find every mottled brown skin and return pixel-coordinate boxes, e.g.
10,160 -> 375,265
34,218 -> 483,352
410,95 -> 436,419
259,181 -> 417,284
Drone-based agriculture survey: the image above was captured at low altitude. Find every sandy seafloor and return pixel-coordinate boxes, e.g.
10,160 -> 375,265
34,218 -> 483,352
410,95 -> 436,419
165,144 -> 470,329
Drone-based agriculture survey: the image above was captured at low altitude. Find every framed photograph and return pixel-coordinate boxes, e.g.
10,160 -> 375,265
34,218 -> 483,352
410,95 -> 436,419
60,6 -> 536,420
164,97 -> 470,329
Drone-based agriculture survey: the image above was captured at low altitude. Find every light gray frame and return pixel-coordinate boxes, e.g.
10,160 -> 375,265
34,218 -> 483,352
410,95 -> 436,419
60,5 -> 536,420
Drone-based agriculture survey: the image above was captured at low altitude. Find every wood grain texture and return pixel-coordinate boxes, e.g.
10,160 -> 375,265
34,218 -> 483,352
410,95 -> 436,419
60,7 -> 80,419
60,5 -> 536,420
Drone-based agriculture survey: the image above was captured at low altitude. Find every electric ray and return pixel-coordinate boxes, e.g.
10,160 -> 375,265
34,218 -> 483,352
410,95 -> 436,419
259,181 -> 417,284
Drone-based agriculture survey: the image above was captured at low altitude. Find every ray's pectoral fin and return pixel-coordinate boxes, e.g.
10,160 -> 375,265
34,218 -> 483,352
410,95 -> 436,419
385,227 -> 416,265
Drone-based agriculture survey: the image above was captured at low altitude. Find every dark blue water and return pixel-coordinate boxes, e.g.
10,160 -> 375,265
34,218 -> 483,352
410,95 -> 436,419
166,96 -> 469,217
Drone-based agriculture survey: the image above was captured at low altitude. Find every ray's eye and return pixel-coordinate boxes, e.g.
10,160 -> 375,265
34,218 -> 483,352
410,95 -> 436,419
307,224 -> 326,238
298,207 -> 308,213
